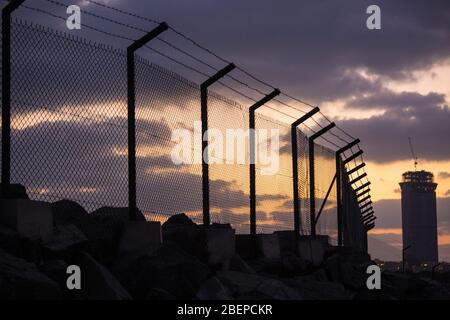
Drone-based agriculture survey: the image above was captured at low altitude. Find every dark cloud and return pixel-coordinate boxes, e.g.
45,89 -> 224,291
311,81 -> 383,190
7,0 -> 449,104
339,90 -> 450,163
147,0 -> 450,101
6,1 -> 450,164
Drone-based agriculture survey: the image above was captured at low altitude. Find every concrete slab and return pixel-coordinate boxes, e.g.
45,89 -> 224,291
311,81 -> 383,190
117,221 -> 162,257
204,226 -> 235,270
43,224 -> 88,254
298,236 -> 329,267
257,233 -> 280,259
0,199 -> 53,241
0,183 -> 29,199
235,234 -> 258,259
275,231 -> 298,256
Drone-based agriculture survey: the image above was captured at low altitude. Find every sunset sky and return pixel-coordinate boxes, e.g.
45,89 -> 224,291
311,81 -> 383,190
5,0 -> 450,261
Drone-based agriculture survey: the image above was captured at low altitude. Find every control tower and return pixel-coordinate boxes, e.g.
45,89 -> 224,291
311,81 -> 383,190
399,170 -> 438,268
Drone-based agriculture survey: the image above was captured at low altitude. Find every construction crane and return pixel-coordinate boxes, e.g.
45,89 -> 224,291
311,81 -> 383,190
408,137 -> 419,171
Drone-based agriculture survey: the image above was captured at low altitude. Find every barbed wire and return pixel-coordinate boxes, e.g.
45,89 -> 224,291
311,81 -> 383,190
74,0 -> 359,144
19,0 -> 364,160
23,1 -> 345,147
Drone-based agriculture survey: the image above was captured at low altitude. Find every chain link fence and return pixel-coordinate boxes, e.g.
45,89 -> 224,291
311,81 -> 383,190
1,18 -> 365,240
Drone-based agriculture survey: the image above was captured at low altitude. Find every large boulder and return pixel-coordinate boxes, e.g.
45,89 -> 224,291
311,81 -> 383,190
217,271 -> 303,300
162,213 -> 196,229
381,271 -> 428,299
323,253 -> 371,290
0,249 -> 61,299
72,252 -> 131,300
163,216 -> 235,270
246,254 -> 309,278
0,199 -> 53,241
0,183 -> 29,199
196,277 -> 233,300
229,254 -> 256,274
90,207 -> 146,224
284,276 -> 354,300
279,255 -> 309,277
39,260 -> 69,287
51,200 -> 97,238
43,224 -> 88,259
87,207 -> 146,264
112,243 -> 210,299
420,278 -> 450,300
117,221 -> 161,257
0,225 -> 42,263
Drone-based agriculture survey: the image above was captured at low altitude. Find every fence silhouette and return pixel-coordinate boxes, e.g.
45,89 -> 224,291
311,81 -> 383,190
1,2 -> 373,249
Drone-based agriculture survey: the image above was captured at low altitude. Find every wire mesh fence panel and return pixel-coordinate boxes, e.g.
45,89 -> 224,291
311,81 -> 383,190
135,60 -> 203,224
207,93 -> 250,233
0,18 -> 367,243
314,144 -> 338,244
296,129 -> 311,235
254,114 -> 293,234
7,20 -> 128,211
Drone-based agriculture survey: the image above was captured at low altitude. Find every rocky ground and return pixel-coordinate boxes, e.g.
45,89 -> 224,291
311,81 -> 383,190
1,191 -> 450,300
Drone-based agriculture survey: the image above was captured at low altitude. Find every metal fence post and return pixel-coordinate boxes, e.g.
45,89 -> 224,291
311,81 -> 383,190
127,22 -> 168,220
290,107 -> 320,235
308,123 -> 335,236
249,89 -> 280,235
336,139 -> 361,246
1,0 -> 25,198
201,64 -> 235,226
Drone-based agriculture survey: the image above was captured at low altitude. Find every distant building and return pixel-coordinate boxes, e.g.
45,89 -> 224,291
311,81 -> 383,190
399,170 -> 438,269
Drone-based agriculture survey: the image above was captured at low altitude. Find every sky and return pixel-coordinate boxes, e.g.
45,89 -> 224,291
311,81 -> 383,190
2,0 -> 450,261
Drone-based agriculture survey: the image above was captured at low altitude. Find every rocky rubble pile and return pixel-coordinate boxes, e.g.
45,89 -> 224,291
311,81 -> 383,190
1,187 -> 450,300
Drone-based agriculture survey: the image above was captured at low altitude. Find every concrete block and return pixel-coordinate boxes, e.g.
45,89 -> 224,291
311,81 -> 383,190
235,234 -> 258,259
275,230 -> 298,256
204,226 -> 235,270
256,233 -> 280,259
75,252 -> 132,300
117,221 -> 161,256
0,183 -> 29,199
0,199 -> 53,241
298,236 -> 327,267
43,224 -> 88,255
